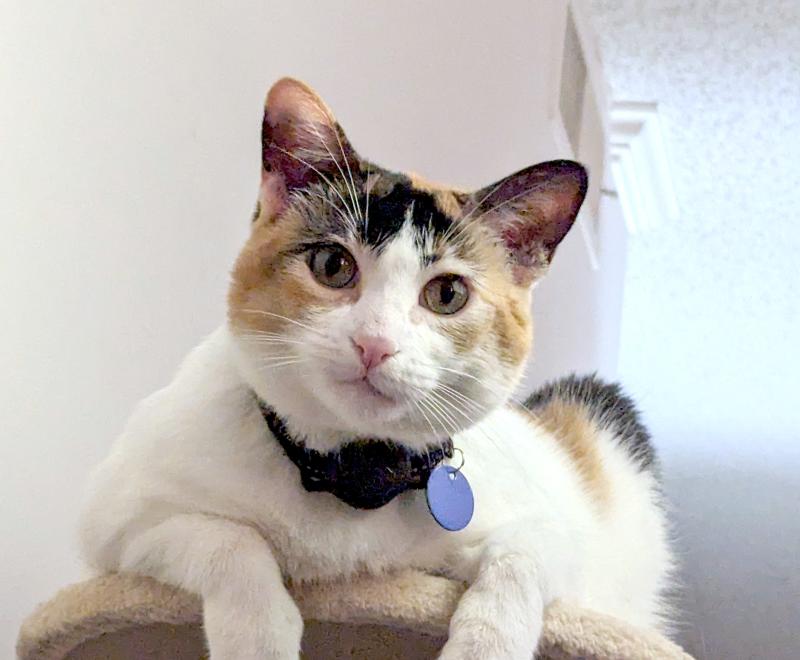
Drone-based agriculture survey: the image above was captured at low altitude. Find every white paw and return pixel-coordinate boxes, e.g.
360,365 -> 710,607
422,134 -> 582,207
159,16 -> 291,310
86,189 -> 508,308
438,601 -> 541,660
203,591 -> 303,660
438,626 -> 536,660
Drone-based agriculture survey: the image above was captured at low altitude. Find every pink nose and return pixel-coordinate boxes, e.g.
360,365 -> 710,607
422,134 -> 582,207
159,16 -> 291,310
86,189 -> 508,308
352,335 -> 397,371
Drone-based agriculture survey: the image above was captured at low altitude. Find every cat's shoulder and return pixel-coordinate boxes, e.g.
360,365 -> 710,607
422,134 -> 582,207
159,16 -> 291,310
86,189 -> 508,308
111,325 -> 253,450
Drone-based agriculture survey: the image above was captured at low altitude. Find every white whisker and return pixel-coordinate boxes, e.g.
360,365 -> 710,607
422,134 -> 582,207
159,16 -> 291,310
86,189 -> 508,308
273,145 -> 358,228
239,335 -> 308,346
419,390 -> 460,438
364,161 -> 372,239
435,364 -> 527,409
240,309 -> 325,337
415,396 -> 456,457
257,358 -> 308,372
324,119 -> 362,222
428,387 -> 507,456
412,398 -> 438,440
303,188 -> 358,235
305,123 -> 361,223
437,382 -> 487,415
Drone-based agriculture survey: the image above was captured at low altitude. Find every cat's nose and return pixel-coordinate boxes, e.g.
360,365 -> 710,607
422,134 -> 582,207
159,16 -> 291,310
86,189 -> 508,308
352,335 -> 398,371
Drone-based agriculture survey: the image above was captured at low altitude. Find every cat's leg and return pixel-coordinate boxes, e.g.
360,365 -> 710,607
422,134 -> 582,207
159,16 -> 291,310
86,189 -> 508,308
118,513 -> 302,660
439,521 -> 573,660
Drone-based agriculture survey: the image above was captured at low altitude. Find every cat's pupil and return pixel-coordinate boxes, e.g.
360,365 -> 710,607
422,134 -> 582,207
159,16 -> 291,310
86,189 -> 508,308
440,282 -> 455,305
309,244 -> 357,289
325,253 -> 344,278
421,274 -> 468,315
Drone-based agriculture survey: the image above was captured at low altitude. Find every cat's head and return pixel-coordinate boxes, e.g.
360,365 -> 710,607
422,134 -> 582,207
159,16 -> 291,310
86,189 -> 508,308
228,78 -> 587,450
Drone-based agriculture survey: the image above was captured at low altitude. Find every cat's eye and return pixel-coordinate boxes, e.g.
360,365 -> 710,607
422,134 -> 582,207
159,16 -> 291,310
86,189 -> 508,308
308,244 -> 358,288
421,275 -> 469,315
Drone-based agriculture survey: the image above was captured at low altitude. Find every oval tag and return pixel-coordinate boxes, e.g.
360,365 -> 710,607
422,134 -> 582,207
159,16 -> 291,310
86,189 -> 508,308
425,465 -> 474,531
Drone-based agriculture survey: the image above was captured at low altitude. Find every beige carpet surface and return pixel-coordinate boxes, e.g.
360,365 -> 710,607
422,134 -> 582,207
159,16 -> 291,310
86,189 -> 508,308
17,570 -> 692,659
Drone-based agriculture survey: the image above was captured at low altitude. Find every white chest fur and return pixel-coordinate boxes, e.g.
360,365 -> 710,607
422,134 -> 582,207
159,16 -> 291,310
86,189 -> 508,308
80,326 -> 671,640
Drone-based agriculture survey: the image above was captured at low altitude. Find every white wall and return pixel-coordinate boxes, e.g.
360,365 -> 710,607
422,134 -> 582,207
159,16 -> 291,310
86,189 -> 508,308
1,1 -> 612,653
525,193 -> 628,390
589,2 -> 800,658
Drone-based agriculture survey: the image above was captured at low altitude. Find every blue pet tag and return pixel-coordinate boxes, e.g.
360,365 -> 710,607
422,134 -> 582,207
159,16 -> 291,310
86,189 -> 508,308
425,465 -> 474,531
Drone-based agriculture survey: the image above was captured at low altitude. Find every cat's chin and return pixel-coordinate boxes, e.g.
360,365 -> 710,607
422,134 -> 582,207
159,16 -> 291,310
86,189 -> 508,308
328,376 -> 412,427
317,373 -> 438,441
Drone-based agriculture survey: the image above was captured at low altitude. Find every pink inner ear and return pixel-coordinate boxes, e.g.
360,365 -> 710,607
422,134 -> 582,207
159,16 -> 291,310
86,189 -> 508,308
266,78 -> 333,133
258,168 -> 289,221
261,78 -> 354,191
502,222 -> 538,266
473,160 -> 588,282
500,221 -> 549,285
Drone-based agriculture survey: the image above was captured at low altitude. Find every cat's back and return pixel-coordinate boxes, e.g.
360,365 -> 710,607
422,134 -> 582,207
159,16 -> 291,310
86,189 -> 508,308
519,374 -> 673,628
525,374 -> 656,473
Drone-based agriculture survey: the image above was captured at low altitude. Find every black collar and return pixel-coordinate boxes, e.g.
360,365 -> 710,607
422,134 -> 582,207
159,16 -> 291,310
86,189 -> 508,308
257,400 -> 453,510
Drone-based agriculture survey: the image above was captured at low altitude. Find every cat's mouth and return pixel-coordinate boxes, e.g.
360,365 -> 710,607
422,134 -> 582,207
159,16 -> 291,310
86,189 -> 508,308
338,376 -> 397,405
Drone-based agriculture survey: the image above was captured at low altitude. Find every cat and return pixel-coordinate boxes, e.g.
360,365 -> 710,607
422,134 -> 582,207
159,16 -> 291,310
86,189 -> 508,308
79,77 -> 673,660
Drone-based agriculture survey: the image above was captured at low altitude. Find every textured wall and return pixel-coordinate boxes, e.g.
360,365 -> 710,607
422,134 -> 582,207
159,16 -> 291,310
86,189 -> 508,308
588,2 -> 800,659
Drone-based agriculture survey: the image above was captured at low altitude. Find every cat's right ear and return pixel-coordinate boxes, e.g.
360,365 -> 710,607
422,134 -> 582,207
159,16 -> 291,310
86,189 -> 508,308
469,160 -> 588,285
258,78 -> 358,220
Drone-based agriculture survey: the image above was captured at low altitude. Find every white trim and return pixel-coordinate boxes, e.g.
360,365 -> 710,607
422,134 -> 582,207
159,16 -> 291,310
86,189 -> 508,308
543,0 -> 613,271
568,0 -> 611,136
544,2 -> 571,146
549,115 -> 573,159
577,211 -> 601,270
549,107 -> 602,272
608,101 -> 679,233
544,1 -> 610,145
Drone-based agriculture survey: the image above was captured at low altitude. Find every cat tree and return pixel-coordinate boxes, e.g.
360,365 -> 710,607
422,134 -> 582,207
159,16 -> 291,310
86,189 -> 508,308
18,570 -> 691,659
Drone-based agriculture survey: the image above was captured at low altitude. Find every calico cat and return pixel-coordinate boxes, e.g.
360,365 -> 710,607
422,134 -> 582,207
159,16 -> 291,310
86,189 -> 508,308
79,78 -> 673,659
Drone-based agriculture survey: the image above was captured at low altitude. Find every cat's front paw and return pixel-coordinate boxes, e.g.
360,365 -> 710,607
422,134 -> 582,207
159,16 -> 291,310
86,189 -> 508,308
438,631 -> 535,660
438,609 -> 541,660
203,591 -> 303,660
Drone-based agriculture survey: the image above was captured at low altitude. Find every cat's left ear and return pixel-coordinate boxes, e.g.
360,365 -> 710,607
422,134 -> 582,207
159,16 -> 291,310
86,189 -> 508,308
471,160 -> 588,285
259,77 -> 359,219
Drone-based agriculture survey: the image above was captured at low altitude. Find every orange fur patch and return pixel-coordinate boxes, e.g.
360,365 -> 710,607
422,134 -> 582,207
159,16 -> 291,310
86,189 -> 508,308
490,291 -> 531,367
525,402 -> 611,509
428,217 -> 533,366
445,316 -> 490,355
407,172 -> 465,219
430,217 -> 535,367
228,211 -> 330,336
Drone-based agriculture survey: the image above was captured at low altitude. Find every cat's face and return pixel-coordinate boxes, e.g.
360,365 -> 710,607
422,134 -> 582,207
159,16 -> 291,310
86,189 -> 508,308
228,78 -> 587,448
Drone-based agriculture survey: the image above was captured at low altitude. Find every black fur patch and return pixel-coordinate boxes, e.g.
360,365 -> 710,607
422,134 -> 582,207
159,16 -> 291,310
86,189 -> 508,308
294,171 -> 458,261
524,374 -> 657,472
356,180 -> 454,252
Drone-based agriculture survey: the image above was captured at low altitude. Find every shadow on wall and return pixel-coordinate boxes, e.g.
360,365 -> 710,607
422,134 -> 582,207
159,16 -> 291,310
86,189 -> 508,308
664,448 -> 800,660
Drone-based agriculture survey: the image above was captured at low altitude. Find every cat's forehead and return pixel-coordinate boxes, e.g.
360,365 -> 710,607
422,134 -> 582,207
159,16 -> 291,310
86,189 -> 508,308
300,165 -> 470,265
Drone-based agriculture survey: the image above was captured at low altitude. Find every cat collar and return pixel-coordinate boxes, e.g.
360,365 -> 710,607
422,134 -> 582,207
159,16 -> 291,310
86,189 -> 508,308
257,399 -> 454,510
